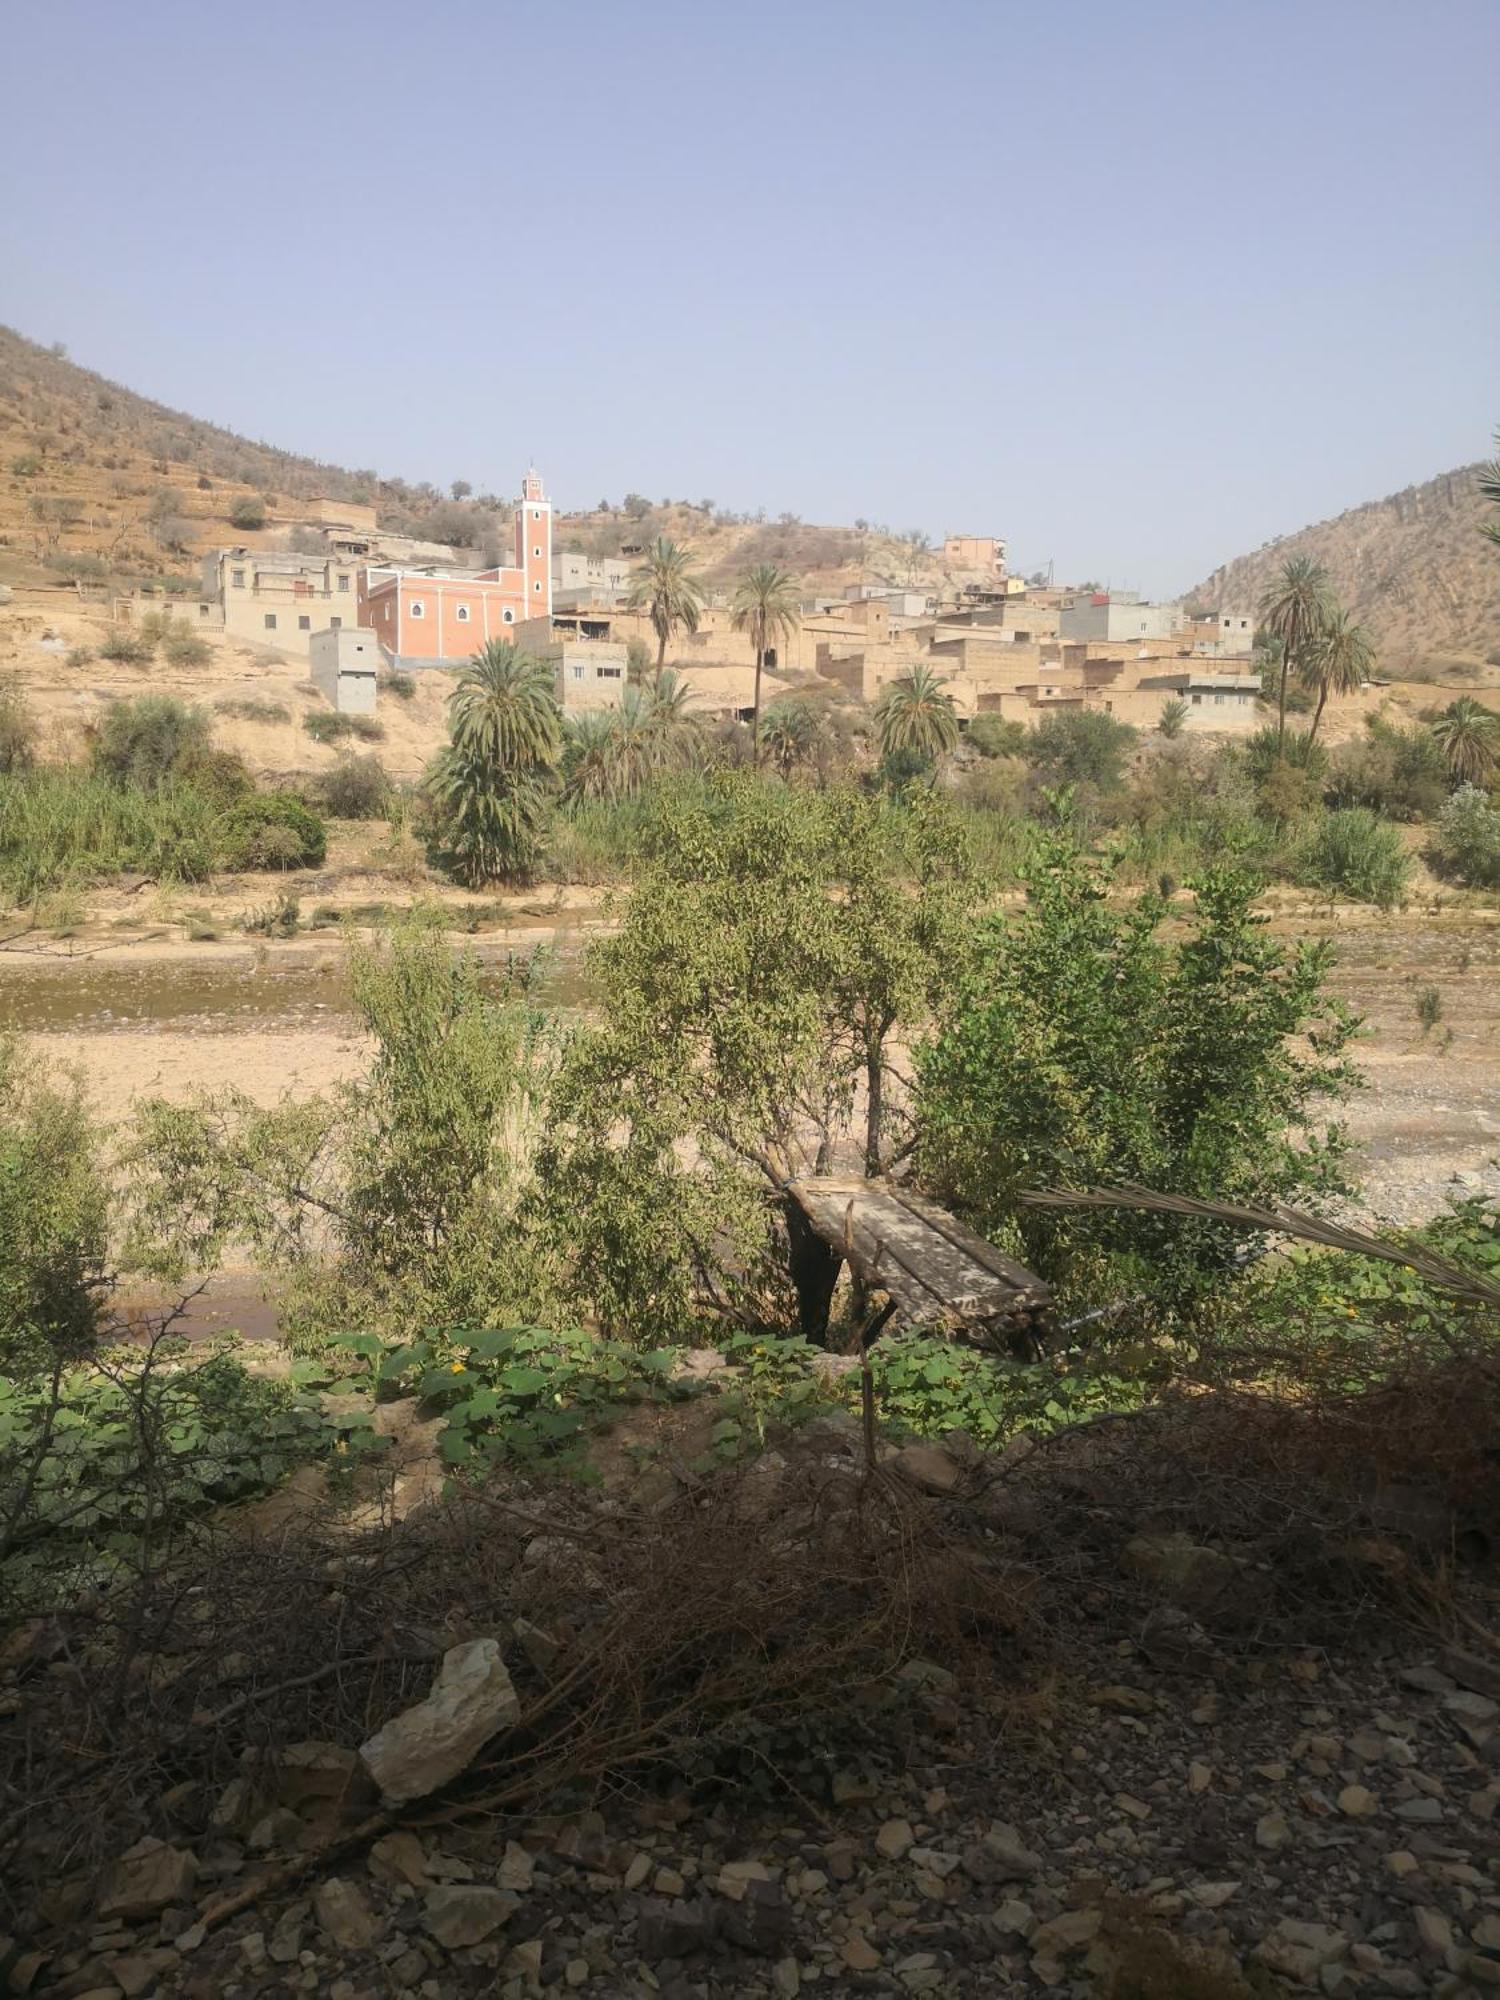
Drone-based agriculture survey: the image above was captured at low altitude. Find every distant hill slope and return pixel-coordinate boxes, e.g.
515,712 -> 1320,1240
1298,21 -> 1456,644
1187,466 -> 1500,674
0,325 -> 934,598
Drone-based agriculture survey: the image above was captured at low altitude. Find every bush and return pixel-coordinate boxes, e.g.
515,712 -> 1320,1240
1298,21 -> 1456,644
916,824 -> 1360,1305
0,769 -> 222,901
92,695 -> 212,791
218,793 -> 327,871
318,753 -> 391,819
0,678 -> 37,775
0,1037 -> 108,1375
99,629 -> 153,667
1295,808 -> 1411,908
228,495 -> 268,531
1325,717 -> 1448,822
304,710 -> 385,744
966,714 -> 1026,759
162,626 -> 212,669
1023,710 -> 1137,788
1432,784 -> 1500,888
378,670 -> 416,703
9,453 -> 42,478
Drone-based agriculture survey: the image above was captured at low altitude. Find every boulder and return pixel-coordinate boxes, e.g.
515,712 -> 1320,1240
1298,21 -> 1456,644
421,1884 -> 519,1949
890,1443 -> 963,1495
360,1638 -> 519,1806
312,1877 -> 382,1951
96,1838 -> 198,1921
1120,1532 -> 1244,1613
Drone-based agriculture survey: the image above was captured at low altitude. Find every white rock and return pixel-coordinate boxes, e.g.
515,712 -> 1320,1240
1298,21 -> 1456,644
313,1877 -> 381,1951
360,1639 -> 519,1806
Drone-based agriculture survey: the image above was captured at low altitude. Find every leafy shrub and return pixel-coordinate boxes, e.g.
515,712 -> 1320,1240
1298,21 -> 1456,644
1294,808 -> 1411,908
1024,711 -> 1138,788
50,553 -> 109,585
228,494 -> 268,530
1325,717 -> 1448,822
99,629 -> 153,666
0,769 -> 222,900
304,710 -> 384,744
214,697 -> 290,725
92,695 -> 212,791
9,453 -> 42,478
218,792 -> 326,871
241,888 -> 301,934
916,824 -> 1360,1305
966,714 -> 1026,759
1432,784 -> 1500,888
65,646 -> 93,669
0,678 -> 37,774
0,1037 -> 109,1375
379,670 -> 416,703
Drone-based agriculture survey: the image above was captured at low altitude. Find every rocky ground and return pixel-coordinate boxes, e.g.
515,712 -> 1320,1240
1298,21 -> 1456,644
6,1406 -> 1499,2000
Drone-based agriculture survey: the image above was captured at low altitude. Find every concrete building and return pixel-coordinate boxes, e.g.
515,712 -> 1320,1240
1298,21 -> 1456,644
1196,610 -> 1257,659
1058,591 -> 1182,643
1133,669 -> 1261,729
943,534 -> 1007,574
361,469 -> 552,667
309,627 -> 380,715
553,551 -> 632,604
194,547 -> 363,655
513,617 -> 629,715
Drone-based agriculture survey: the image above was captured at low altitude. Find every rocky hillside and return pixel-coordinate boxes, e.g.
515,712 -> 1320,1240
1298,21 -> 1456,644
1188,466 -> 1500,676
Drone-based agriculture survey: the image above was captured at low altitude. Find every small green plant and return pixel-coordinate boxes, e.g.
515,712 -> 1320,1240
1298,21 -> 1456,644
966,714 -> 1026,760
163,626 -> 212,669
318,753 -> 391,819
1433,784 -> 1500,889
184,908 -> 221,941
1156,697 -> 1189,740
9,452 -> 43,478
379,670 -> 417,703
0,677 -> 37,774
1414,984 -> 1443,1035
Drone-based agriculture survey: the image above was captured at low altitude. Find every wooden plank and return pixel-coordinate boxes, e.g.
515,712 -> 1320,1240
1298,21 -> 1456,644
787,1176 -> 1050,1326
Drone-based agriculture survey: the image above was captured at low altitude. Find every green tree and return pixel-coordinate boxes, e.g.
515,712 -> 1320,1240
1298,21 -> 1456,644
874,665 -> 960,764
126,929 -> 555,1345
730,564 -> 801,756
559,710 -> 620,805
626,537 -> 705,685
1301,609 -> 1375,745
1258,556 -> 1334,752
1431,696 -> 1500,785
1024,710 -> 1138,789
1434,783 -> 1500,887
540,777 -> 979,1336
92,696 -> 212,792
447,639 -> 563,768
761,697 -> 822,780
916,824 -> 1360,1304
426,641 -> 562,883
0,1038 -> 109,1376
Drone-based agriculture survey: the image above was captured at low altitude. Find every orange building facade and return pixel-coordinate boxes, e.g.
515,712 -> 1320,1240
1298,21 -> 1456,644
359,470 -> 552,665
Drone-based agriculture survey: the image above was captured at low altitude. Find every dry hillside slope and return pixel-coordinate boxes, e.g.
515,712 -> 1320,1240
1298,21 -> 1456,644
1189,465 -> 1500,674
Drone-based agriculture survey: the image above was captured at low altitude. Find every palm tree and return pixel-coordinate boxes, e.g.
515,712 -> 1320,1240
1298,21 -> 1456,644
426,748 -> 551,885
641,667 -> 702,772
1157,697 -> 1189,739
626,537 -> 705,686
1479,430 -> 1500,548
730,565 -> 801,755
1257,557 -> 1334,752
761,697 -> 821,780
448,639 -> 562,769
558,709 -> 619,805
1301,610 -> 1375,745
1431,697 -> 1500,785
874,664 -> 961,763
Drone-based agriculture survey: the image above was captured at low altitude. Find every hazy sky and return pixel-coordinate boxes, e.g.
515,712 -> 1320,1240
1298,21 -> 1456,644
3,0 -> 1495,593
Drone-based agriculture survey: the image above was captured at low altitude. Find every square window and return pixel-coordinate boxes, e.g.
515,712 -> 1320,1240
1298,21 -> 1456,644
232,568 -> 245,588
572,665 -> 584,680
337,574 -> 350,592
264,613 -> 277,630
298,615 -> 311,630
330,616 -> 342,629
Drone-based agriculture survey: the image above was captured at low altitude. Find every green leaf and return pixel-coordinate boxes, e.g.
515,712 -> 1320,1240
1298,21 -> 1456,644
498,1366 -> 551,1398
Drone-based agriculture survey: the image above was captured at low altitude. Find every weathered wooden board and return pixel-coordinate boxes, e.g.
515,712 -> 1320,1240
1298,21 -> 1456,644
787,1175 -> 1051,1335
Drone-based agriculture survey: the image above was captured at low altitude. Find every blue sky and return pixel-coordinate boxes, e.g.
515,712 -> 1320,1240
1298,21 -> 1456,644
2,0 -> 1495,592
